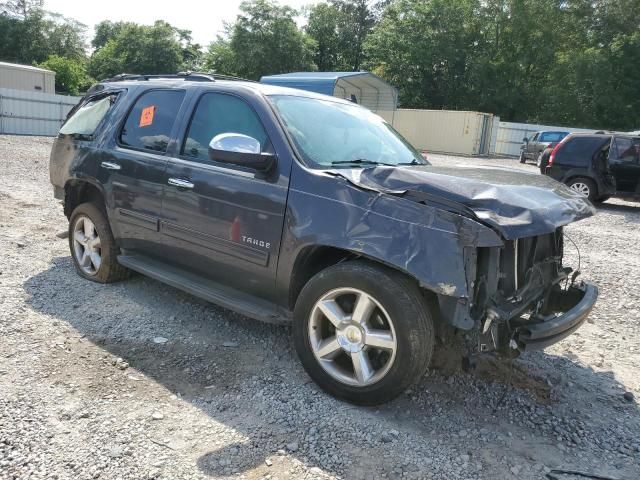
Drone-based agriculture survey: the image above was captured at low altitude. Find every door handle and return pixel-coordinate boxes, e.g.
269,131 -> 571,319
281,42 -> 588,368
168,178 -> 194,189
101,161 -> 121,170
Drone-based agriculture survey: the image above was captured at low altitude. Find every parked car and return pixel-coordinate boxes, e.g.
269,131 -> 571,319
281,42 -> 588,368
544,133 -> 640,202
50,73 -> 598,405
520,131 -> 570,164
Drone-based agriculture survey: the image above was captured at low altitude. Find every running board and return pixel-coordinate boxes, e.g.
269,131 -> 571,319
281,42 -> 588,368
117,254 -> 291,325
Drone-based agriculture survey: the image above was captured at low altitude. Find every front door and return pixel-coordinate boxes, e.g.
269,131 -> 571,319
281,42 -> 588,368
526,132 -> 540,160
609,136 -> 640,193
160,91 -> 288,300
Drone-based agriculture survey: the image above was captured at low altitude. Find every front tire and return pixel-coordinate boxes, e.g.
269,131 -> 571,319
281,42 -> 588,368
293,261 -> 434,405
68,202 -> 130,283
519,152 -> 527,163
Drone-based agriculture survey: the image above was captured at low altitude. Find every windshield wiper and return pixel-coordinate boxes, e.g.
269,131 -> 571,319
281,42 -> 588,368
329,159 -> 396,167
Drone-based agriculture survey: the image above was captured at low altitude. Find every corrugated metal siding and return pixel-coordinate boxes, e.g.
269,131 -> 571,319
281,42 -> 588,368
261,72 -> 398,112
334,77 -> 396,112
0,64 -> 56,94
0,88 -> 80,136
384,109 -> 492,155
495,121 -> 594,157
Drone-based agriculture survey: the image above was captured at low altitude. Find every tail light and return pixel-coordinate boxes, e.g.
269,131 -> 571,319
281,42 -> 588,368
548,141 -> 564,166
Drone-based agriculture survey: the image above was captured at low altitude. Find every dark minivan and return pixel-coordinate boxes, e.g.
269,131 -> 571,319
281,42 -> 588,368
50,73 -> 598,405
544,133 -> 640,202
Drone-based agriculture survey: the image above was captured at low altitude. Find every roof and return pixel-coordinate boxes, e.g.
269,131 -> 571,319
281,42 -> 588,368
0,61 -> 54,74
97,77 -> 357,106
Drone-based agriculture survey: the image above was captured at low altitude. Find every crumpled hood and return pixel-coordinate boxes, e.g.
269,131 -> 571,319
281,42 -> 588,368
338,165 -> 596,239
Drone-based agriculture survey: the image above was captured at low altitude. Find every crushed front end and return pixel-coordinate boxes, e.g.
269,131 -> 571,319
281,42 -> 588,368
470,228 -> 597,356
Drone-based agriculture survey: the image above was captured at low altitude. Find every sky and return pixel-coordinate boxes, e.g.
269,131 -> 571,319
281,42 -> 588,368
45,0 -> 318,47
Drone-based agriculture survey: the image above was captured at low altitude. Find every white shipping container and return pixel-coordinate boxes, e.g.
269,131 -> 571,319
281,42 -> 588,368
0,62 -> 56,94
381,109 -> 496,156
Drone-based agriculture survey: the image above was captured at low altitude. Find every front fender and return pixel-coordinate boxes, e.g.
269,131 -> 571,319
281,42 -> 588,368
277,174 -> 502,301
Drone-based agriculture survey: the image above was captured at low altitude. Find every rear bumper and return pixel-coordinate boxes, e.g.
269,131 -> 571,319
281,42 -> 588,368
517,283 -> 598,350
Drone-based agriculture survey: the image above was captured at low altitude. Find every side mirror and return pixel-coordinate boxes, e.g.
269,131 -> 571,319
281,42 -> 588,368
523,137 -> 529,143
208,133 -> 275,172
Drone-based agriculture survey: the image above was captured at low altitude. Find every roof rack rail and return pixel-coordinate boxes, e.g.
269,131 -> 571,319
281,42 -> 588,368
101,71 -> 252,83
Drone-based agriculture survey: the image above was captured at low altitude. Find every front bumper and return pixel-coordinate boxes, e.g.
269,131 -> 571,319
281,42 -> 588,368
517,283 -> 598,350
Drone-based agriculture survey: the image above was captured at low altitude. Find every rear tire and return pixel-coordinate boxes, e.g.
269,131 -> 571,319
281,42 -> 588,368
68,202 -> 130,283
566,177 -> 598,202
293,261 -> 434,405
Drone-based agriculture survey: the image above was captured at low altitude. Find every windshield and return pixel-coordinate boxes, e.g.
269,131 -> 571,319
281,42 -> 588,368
269,95 -> 427,168
539,131 -> 569,143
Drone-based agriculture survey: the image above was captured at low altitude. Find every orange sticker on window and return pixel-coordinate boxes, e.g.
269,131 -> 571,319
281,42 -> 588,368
139,105 -> 155,127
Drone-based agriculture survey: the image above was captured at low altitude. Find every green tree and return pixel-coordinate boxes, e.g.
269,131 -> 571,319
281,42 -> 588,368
91,20 -> 126,50
0,0 -> 43,18
88,21 -> 189,79
39,54 -> 91,94
331,0 -> 376,71
204,0 -> 314,80
365,0 -> 480,109
305,2 -> 345,71
0,5 -> 87,65
205,32 -> 238,76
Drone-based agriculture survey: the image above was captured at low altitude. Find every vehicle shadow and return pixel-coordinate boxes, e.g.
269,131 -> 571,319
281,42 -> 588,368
23,257 -> 639,478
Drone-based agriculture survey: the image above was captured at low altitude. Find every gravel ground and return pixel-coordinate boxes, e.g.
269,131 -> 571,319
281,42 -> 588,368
1,136 -> 639,480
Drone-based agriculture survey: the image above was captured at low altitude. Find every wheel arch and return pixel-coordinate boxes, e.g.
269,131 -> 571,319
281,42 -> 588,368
63,179 -> 107,218
287,244 -> 439,313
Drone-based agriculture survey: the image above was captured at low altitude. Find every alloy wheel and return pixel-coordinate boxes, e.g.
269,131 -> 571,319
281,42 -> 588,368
308,288 -> 397,386
72,215 -> 102,275
569,182 -> 590,198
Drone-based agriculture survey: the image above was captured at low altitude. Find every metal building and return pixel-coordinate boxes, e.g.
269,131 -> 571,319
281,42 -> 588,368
0,61 -> 56,94
259,71 -> 398,114
379,109 -> 499,156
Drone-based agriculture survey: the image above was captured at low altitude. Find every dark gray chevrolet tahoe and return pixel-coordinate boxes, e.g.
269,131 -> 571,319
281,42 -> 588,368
49,73 -> 598,405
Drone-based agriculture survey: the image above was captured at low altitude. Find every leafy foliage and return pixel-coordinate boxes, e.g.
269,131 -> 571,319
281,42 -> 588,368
0,0 -> 638,130
38,54 -> 91,95
0,4 -> 87,64
205,0 -> 314,80
304,0 -> 376,71
365,0 -> 640,130
88,20 -> 201,80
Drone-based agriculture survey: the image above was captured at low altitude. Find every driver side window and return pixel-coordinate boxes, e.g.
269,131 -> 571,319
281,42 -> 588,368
182,93 -> 268,161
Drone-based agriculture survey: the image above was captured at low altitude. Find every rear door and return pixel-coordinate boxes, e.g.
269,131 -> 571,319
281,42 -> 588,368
105,88 -> 187,257
609,136 -> 640,193
160,89 -> 289,300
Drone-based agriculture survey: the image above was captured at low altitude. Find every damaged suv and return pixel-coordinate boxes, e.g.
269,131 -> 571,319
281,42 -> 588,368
49,74 -> 598,405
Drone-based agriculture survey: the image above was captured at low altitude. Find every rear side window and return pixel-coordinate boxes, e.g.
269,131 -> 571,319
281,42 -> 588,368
555,136 -> 607,166
182,93 -> 268,161
120,90 -> 185,153
59,94 -> 117,138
